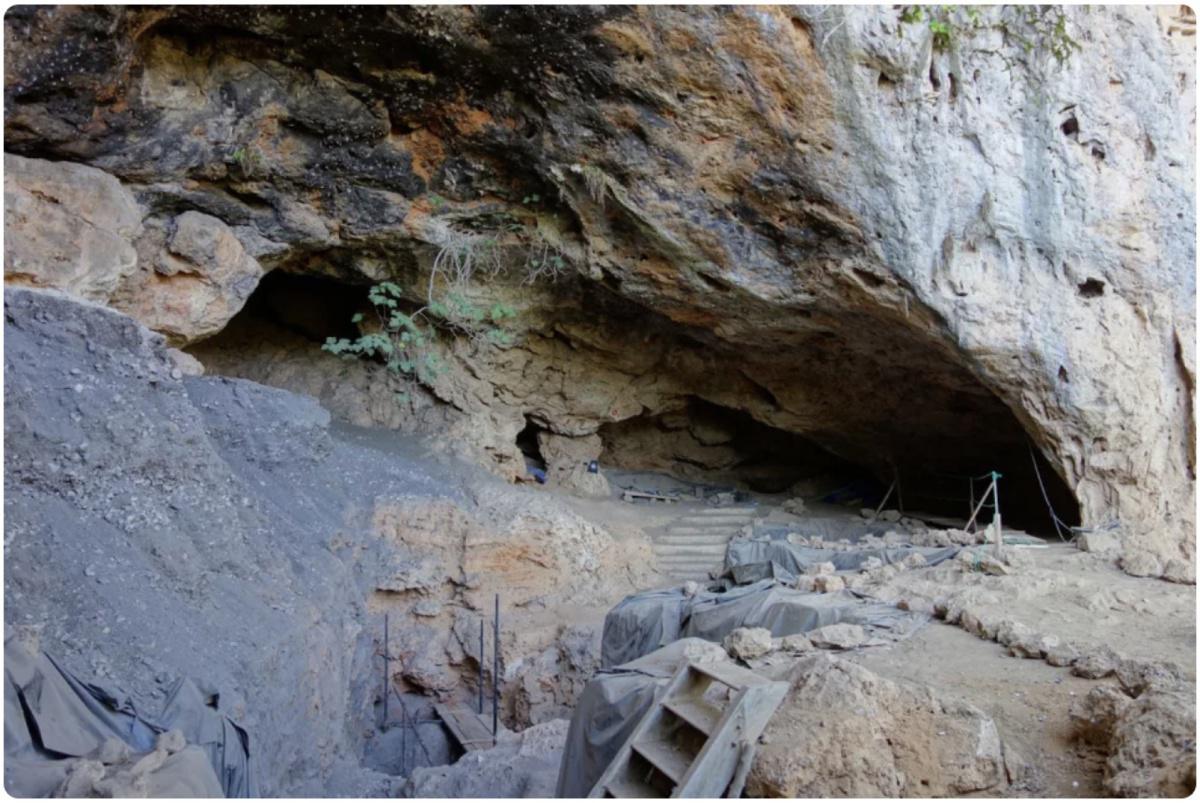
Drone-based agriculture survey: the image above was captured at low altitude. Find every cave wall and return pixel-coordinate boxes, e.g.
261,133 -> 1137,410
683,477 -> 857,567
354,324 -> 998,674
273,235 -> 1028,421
4,6 -> 1194,566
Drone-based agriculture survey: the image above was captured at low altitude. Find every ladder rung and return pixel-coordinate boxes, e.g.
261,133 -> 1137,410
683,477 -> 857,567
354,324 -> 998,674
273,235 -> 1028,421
604,776 -> 662,798
663,697 -> 722,736
633,740 -> 693,784
692,661 -> 771,690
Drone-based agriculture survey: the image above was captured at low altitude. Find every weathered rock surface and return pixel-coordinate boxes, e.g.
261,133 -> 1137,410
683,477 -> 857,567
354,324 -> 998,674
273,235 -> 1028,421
723,626 -> 774,661
807,623 -> 867,650
4,154 -> 141,300
399,719 -> 569,798
3,6 -> 1194,563
118,210 -> 264,344
1069,664 -> 1196,797
747,653 -> 1006,796
2,288 -> 649,792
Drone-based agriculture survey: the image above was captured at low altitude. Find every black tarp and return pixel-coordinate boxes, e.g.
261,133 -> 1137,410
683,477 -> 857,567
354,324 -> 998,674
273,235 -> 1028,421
555,638 -> 727,798
600,579 -> 928,668
4,637 -> 257,797
724,537 -> 960,575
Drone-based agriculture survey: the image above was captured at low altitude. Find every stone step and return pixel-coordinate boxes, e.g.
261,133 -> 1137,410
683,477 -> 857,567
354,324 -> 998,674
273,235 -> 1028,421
655,534 -> 733,545
658,552 -> 723,562
653,544 -> 728,556
676,513 -> 748,520
658,559 -> 722,571
665,525 -> 745,535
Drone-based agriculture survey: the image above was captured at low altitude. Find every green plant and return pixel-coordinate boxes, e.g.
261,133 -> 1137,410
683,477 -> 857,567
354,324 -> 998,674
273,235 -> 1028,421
898,5 -> 1080,64
322,282 -> 444,382
326,197 -> 571,396
228,144 -> 265,176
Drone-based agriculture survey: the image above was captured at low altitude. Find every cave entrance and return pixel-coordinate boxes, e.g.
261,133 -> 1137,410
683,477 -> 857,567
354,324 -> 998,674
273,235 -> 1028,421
597,396 -> 1079,538
516,416 -> 547,474
188,269 -> 370,371
598,398 -> 883,499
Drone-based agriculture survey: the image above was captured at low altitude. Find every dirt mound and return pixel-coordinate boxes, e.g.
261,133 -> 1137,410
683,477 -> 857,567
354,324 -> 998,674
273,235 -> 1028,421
1070,661 -> 1197,796
3,288 -> 648,792
747,652 -> 1007,797
399,719 -> 569,798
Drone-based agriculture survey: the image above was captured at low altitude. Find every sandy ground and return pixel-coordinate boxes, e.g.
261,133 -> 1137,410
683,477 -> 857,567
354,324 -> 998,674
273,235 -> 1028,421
851,622 -> 1109,797
552,473 -> 1195,798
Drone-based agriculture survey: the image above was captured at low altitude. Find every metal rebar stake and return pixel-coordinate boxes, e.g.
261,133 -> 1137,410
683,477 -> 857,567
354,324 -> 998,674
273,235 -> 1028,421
478,617 -> 485,715
992,471 -> 1003,558
492,593 -> 499,746
383,613 -> 389,729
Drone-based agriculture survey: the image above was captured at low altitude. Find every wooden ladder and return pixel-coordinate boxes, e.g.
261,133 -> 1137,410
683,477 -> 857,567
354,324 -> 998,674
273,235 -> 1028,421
589,660 -> 788,798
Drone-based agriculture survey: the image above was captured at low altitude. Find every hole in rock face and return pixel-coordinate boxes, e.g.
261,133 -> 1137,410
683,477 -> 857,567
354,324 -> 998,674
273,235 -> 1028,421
1060,114 -> 1080,137
1077,278 -> 1106,297
211,270 -> 369,345
599,398 -> 869,495
516,416 -> 547,472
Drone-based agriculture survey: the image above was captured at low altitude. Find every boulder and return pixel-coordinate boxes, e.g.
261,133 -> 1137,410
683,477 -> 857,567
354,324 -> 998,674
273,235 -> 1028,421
781,497 -> 807,515
4,154 -> 142,302
1008,632 -> 1059,659
1072,646 -> 1122,679
1120,549 -> 1164,578
812,574 -> 845,593
1070,678 -> 1197,797
1161,558 -> 1196,585
1104,682 -> 1197,796
774,633 -> 814,653
118,211 -> 265,344
1076,531 -> 1120,555
535,431 -> 610,497
803,561 -> 836,576
723,627 -> 774,661
747,654 -> 1005,796
401,719 -> 568,798
807,623 -> 866,650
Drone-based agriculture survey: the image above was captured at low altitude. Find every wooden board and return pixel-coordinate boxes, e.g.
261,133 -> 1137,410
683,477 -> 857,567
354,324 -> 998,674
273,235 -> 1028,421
434,703 -> 494,752
622,490 -> 680,503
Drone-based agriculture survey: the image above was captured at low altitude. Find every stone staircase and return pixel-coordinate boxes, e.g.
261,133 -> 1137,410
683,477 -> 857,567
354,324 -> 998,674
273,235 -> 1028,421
653,505 -> 758,582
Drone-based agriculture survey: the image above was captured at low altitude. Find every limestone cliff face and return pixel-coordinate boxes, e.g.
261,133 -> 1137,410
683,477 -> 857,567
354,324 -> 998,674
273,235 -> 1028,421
4,6 -> 1195,566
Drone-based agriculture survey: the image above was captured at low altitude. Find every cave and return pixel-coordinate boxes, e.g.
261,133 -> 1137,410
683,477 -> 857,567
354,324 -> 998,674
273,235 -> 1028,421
515,416 -> 547,473
219,269 -> 369,344
192,266 -> 1083,539
598,397 -> 874,497
596,394 -> 1079,537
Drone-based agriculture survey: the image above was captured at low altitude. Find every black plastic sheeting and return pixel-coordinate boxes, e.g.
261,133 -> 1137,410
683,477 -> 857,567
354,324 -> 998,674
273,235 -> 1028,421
4,638 -> 257,797
724,537 -> 961,576
601,578 -> 928,668
556,638 -> 727,798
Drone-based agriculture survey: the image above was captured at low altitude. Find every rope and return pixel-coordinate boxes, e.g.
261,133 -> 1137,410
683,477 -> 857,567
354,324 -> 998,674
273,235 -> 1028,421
1027,442 -> 1074,542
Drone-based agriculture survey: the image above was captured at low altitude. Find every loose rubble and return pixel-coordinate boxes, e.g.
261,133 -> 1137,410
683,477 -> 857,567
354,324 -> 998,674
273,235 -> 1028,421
748,653 -> 1007,796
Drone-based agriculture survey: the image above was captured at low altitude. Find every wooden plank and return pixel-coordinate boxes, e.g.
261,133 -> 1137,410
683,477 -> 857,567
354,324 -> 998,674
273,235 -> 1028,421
692,660 -> 773,690
434,703 -> 494,752
663,697 -> 722,736
676,680 -> 788,798
589,664 -> 694,797
632,739 -> 692,784
622,490 -> 680,503
604,776 -> 661,798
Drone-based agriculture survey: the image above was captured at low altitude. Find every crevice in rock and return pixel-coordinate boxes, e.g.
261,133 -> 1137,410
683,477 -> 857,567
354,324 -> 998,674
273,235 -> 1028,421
516,416 -> 548,473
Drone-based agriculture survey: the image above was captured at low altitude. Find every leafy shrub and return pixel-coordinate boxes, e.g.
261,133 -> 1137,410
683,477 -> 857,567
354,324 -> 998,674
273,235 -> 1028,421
898,5 -> 1080,65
